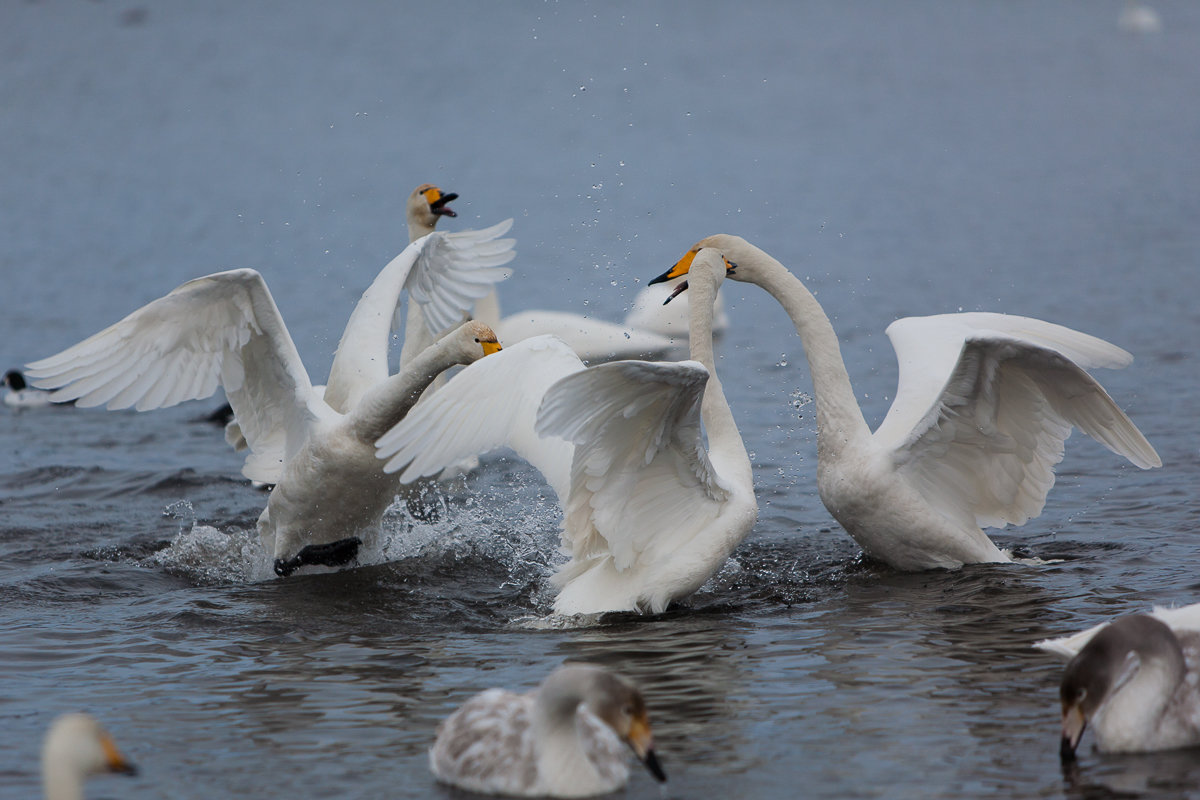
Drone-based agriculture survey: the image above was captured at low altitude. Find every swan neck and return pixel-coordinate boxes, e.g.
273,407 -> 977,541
42,768 -> 83,800
736,244 -> 870,449
531,675 -> 604,792
688,271 -> 751,485
351,334 -> 461,442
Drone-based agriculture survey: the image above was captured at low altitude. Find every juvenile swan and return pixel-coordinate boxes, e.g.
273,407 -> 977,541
377,249 -> 757,614
430,664 -> 666,797
42,713 -> 137,800
1038,604 -> 1200,758
653,235 -> 1160,570
27,229 -> 510,576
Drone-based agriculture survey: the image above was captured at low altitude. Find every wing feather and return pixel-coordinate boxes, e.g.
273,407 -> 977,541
26,269 -> 321,483
534,359 -> 725,571
886,332 -> 1160,531
375,335 -> 582,499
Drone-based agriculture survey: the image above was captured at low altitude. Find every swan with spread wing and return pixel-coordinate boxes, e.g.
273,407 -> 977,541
376,249 -> 757,614
27,227 -> 512,576
652,235 -> 1160,570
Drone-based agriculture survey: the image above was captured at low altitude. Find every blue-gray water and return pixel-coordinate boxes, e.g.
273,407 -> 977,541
2,2 -> 1199,797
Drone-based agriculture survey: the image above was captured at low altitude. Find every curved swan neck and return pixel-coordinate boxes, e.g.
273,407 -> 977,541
719,237 -> 870,451
350,332 -> 464,443
688,259 -> 752,485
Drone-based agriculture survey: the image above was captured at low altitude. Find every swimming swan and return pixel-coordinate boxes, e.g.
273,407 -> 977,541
26,231 -> 509,576
653,234 -> 1161,570
376,249 -> 757,614
430,664 -> 666,797
1037,603 -> 1200,758
42,713 -> 137,800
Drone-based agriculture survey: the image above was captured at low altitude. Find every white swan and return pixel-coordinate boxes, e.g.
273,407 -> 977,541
1037,603 -> 1200,757
623,276 -> 729,343
395,183 -> 679,365
42,713 -> 136,800
26,229 -> 510,576
376,249 -> 757,614
652,234 -> 1161,570
430,664 -> 666,797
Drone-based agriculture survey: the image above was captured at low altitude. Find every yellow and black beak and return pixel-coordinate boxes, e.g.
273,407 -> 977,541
1059,701 -> 1087,761
480,340 -> 502,356
648,248 -> 737,306
424,186 -> 459,217
627,714 -> 667,784
101,733 -> 138,776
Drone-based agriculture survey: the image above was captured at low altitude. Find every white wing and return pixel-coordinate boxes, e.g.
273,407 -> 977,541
496,310 -> 677,364
323,222 -> 514,412
535,359 -> 727,573
375,335 -> 583,499
1036,603 -> 1200,658
873,314 -> 1160,530
26,269 -> 324,483
407,220 -> 516,333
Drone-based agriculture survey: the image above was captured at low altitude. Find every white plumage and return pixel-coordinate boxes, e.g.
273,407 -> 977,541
26,227 -> 511,575
657,235 -> 1160,570
377,249 -> 757,614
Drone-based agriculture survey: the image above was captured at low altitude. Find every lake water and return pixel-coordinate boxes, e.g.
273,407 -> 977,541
2,1 -> 1199,798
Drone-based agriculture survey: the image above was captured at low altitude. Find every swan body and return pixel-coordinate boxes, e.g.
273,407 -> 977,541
4,369 -> 56,408
42,713 -> 136,800
1037,604 -> 1200,756
377,249 -> 757,614
26,229 -> 509,575
430,664 -> 666,797
494,309 -> 677,364
655,235 -> 1160,570
624,278 -> 729,342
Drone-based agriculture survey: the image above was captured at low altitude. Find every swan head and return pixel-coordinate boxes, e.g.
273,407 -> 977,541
407,183 -> 459,238
42,713 -> 137,796
547,665 -> 667,785
448,320 -> 502,362
1058,614 -> 1184,760
648,240 -> 738,304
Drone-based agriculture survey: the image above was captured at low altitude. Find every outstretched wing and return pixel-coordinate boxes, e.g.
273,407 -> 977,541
875,314 -> 1160,531
535,359 -> 726,573
408,220 -> 516,333
375,335 -> 583,499
324,221 -> 515,413
26,269 -> 323,482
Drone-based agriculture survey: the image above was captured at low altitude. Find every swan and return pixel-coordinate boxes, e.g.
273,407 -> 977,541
4,369 -> 57,408
651,234 -> 1161,570
42,713 -> 137,800
376,249 -> 758,614
623,276 -> 730,343
395,183 -> 678,365
430,663 -> 666,797
26,229 -> 510,577
1037,604 -> 1200,757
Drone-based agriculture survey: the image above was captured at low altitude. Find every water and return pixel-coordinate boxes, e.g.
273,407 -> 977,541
2,1 -> 1199,797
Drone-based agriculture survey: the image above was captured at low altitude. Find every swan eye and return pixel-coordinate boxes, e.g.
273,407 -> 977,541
474,338 -> 480,343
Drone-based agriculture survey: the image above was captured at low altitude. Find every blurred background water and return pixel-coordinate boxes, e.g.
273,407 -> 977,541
2,1 -> 1198,797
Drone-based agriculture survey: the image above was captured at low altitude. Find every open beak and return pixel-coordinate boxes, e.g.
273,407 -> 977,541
627,715 -> 667,783
1059,702 -> 1087,761
101,734 -> 138,776
429,190 -> 458,217
649,248 -> 736,305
